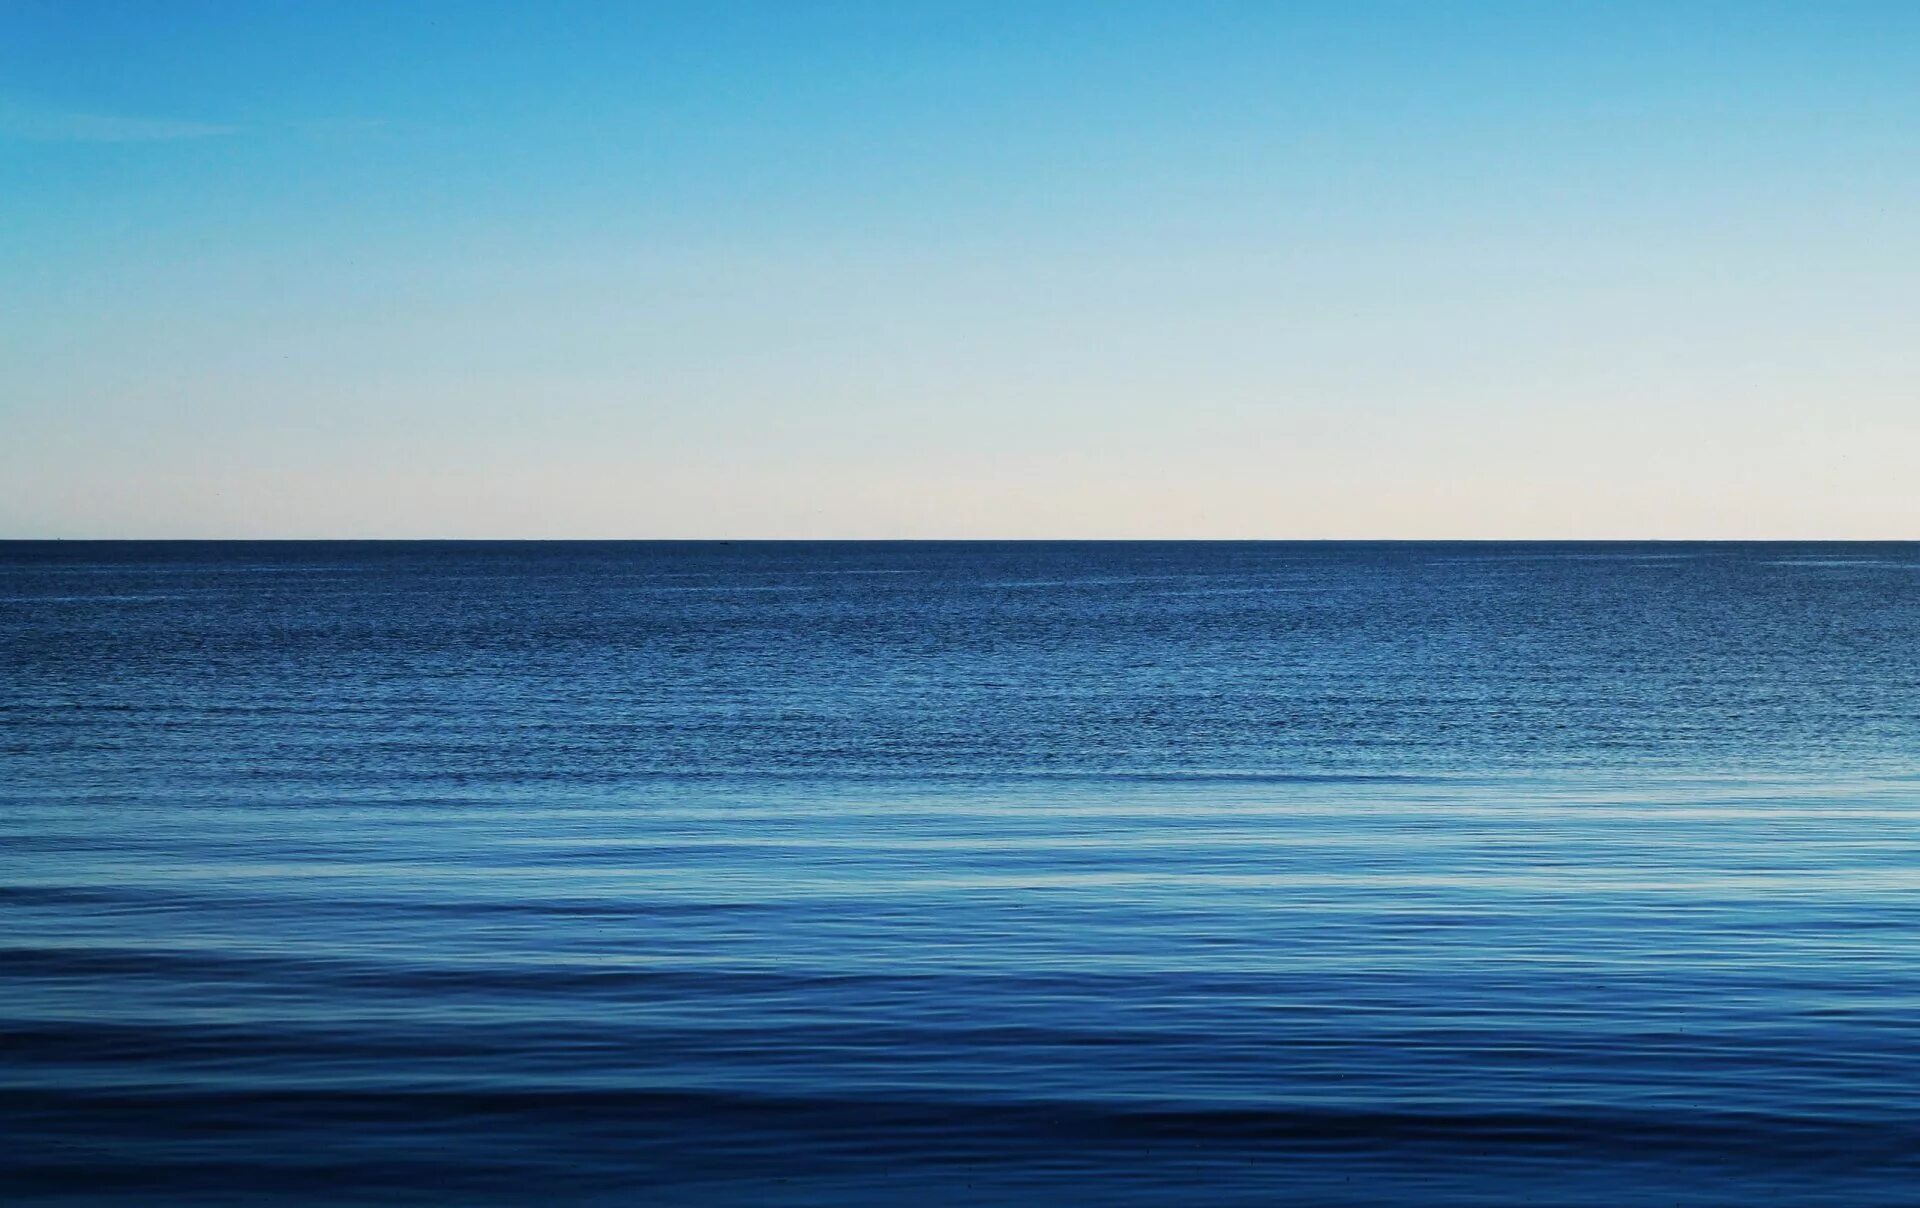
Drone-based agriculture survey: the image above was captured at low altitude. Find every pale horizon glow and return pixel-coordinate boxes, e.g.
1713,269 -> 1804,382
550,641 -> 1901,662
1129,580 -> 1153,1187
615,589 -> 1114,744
4,1 -> 1917,539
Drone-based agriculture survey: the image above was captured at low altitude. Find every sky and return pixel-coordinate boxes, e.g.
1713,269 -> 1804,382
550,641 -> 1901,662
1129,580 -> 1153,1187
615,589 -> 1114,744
3,1 -> 1917,538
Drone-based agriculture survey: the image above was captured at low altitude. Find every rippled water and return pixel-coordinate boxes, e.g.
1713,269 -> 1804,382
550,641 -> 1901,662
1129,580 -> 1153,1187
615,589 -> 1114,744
5,541 -> 1920,1204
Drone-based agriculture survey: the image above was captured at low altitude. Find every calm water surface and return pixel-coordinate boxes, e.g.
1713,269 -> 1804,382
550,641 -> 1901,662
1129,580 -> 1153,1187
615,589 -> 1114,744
4,541 -> 1920,1204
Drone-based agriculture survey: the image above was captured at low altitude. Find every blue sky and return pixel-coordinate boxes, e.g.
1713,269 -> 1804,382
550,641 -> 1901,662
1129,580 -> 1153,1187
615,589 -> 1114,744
4,1 -> 1917,536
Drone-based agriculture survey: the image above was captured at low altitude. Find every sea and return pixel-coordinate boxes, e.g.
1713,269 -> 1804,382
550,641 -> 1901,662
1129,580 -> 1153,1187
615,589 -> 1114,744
4,540 -> 1919,1205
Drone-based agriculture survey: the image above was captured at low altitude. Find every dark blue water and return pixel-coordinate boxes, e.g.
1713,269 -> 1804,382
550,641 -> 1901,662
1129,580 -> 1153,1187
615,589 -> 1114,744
5,541 -> 1920,1205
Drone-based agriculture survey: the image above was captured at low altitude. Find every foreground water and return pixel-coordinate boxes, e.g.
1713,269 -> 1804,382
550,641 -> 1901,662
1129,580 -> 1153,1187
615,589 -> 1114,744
4,540 -> 1919,1205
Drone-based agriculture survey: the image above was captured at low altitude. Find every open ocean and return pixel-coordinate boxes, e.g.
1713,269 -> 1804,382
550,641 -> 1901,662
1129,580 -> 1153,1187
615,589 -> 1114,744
4,539 -> 1920,1205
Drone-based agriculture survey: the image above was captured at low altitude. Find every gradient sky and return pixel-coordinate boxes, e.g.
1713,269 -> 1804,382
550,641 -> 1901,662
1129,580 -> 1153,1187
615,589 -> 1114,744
4,1 -> 1916,537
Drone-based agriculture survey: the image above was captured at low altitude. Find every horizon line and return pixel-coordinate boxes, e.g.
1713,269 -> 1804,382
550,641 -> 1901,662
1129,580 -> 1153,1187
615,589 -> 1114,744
4,536 -> 1916,545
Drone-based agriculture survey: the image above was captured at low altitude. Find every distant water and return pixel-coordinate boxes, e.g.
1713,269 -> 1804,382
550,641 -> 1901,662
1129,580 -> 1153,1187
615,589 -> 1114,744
6,540 -> 1920,1206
